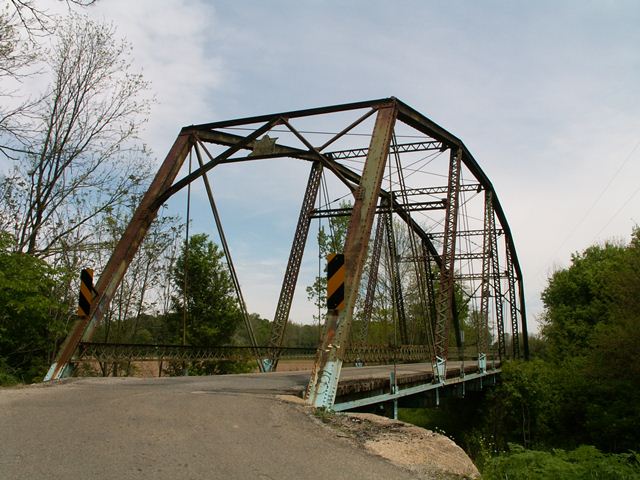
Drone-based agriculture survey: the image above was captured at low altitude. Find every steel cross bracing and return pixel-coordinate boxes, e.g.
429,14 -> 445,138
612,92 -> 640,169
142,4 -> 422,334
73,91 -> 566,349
427,228 -> 503,239
399,183 -> 482,197
401,252 -> 487,262
44,97 -> 529,409
327,140 -> 444,160
310,200 -> 445,218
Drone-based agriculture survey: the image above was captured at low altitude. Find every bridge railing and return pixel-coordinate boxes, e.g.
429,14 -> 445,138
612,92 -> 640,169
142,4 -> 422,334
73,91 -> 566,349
76,342 -> 498,368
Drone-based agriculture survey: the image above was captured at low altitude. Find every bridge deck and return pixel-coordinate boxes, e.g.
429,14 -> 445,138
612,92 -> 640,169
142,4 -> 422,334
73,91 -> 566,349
334,361 -> 500,411
229,360 -> 500,410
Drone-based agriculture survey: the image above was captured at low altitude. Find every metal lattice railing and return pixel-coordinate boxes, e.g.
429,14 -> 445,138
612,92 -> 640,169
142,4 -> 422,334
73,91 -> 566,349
76,342 -> 488,366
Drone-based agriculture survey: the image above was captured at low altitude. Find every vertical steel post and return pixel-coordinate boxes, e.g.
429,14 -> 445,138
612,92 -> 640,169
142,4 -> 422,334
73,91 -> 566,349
489,206 -> 506,359
306,104 -> 397,408
267,161 -> 323,371
433,147 -> 462,381
505,243 -> 520,358
478,191 -> 493,371
422,242 -> 437,343
518,271 -> 530,360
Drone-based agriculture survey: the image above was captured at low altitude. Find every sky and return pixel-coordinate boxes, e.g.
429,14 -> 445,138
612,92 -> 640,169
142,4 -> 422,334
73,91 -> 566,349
31,0 -> 640,332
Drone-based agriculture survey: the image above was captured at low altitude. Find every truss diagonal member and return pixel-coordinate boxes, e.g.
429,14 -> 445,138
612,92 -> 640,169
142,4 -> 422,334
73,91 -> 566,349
193,142 -> 262,371
279,118 -> 358,192
359,212 -> 385,344
44,134 -> 195,381
433,147 -> 462,381
505,242 -> 520,358
306,104 -> 397,408
266,161 -> 323,371
317,107 -> 379,151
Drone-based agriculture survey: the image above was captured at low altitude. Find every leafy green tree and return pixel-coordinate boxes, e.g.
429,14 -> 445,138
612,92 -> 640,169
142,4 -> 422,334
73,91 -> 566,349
0,233 -> 64,384
171,233 -> 241,348
163,233 -> 246,375
232,313 -> 270,346
483,228 -> 640,453
578,228 -> 640,451
540,241 -> 626,360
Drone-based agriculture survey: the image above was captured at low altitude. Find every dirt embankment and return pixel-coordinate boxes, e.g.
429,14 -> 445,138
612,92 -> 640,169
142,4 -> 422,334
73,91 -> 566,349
305,405 -> 480,480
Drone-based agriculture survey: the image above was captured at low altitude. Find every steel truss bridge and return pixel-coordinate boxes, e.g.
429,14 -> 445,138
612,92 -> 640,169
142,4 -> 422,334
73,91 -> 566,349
46,98 -> 528,410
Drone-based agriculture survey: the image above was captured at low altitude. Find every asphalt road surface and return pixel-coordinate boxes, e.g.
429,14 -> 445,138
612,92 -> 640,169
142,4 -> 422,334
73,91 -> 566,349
1,371 -> 424,480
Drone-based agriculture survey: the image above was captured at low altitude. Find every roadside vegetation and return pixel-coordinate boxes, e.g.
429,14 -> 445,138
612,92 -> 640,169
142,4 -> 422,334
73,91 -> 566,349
401,228 -> 640,478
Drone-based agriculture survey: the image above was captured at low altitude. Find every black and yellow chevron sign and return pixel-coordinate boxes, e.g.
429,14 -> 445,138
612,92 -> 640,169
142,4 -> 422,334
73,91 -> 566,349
326,253 -> 345,311
77,268 -> 95,317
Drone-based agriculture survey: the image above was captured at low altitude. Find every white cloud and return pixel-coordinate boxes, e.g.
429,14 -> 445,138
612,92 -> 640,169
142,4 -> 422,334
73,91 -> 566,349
87,0 -> 224,157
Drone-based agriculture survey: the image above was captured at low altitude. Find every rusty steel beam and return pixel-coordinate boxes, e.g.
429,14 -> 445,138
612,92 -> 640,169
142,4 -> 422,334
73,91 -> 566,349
45,133 -> 194,381
428,228 -> 503,239
422,242 -> 437,343
519,274 -> 530,360
189,98 -> 393,130
156,119 -> 282,206
267,161 -> 323,371
310,200 -> 445,218
432,147 -> 462,380
306,104 -> 397,408
327,140 -> 443,160
399,184 -> 482,197
505,244 -> 520,358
